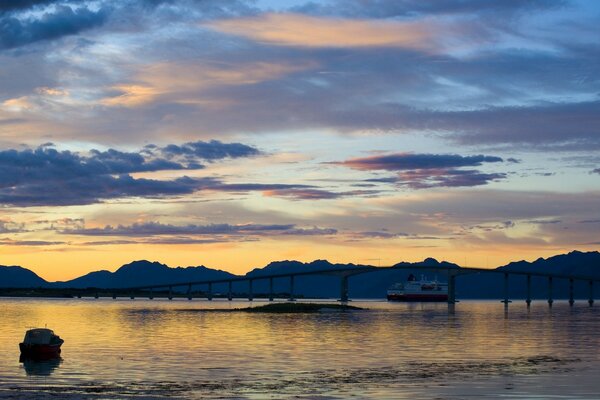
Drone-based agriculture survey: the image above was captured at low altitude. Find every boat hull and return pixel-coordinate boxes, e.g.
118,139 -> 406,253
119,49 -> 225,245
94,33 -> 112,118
387,293 -> 448,302
19,343 -> 62,358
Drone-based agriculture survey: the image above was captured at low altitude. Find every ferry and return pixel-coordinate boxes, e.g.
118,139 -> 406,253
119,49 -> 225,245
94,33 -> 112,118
387,274 -> 448,302
19,328 -> 64,358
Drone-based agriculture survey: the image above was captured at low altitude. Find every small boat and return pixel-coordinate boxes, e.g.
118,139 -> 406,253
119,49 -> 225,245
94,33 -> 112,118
387,274 -> 448,302
19,328 -> 64,358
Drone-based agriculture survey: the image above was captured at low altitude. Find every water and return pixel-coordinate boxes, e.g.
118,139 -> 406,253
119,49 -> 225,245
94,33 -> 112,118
1,298 -> 599,399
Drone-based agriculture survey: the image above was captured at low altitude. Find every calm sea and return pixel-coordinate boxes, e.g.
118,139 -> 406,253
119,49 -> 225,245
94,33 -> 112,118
1,298 -> 599,399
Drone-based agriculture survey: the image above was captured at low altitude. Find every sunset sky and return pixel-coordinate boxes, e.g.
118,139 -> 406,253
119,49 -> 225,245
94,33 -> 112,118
0,0 -> 599,281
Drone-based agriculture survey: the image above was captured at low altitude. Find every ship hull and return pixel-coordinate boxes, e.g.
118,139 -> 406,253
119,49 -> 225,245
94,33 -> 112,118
387,293 -> 448,302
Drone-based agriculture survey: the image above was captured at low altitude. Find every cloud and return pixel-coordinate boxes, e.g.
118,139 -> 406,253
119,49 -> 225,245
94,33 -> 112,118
291,0 -> 565,18
397,169 -> 506,189
0,141 -> 267,206
261,188 -> 381,200
0,220 -> 26,233
0,238 -> 65,246
62,221 -> 338,238
338,153 -> 506,188
338,153 -> 503,171
159,139 -> 261,161
0,4 -> 111,50
0,1 -> 64,13
591,168 -> 600,175
207,13 -> 459,52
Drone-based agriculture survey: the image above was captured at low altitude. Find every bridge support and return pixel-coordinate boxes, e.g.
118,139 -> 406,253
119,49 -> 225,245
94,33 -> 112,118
569,279 -> 574,306
447,274 -> 456,305
248,280 -> 253,301
112,293 -> 116,300
526,274 -> 532,307
339,275 -> 349,303
207,282 -> 213,301
269,277 -> 274,301
168,286 -> 173,300
187,284 -> 192,300
589,280 -> 594,306
228,281 -> 233,301
94,292 -> 99,299
547,277 -> 553,307
288,276 -> 295,301
501,272 -> 511,306
130,291 -> 134,300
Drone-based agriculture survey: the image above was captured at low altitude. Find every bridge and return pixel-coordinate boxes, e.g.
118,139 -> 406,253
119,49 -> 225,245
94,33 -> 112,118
86,264 -> 600,307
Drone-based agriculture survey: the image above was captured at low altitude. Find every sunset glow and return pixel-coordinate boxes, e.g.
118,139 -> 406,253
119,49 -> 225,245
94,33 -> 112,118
0,0 -> 598,281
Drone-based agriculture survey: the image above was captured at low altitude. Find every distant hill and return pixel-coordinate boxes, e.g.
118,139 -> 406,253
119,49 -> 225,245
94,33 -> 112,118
1,251 -> 599,299
51,260 -> 236,289
498,250 -> 600,277
0,265 -> 48,288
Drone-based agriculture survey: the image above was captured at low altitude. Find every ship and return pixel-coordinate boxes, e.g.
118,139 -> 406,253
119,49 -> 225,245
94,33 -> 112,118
387,274 -> 448,302
19,328 -> 64,358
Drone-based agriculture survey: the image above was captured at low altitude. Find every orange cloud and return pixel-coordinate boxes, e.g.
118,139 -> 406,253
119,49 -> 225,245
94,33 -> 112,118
101,60 -> 315,107
206,13 -> 447,51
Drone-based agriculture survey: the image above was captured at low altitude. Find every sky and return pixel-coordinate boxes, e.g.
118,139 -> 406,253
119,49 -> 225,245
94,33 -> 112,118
0,0 -> 599,281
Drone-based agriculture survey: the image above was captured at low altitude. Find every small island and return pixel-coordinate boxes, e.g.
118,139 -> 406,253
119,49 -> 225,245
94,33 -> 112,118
179,302 -> 364,313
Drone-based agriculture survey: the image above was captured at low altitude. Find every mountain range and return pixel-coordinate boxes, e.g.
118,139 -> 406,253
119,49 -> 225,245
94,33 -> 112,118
1,250 -> 599,299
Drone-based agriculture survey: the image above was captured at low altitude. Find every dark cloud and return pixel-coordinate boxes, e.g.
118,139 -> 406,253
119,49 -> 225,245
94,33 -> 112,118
292,0 -> 564,18
592,168 -> 600,175
397,169 -> 506,189
0,238 -> 65,246
354,231 -> 408,239
526,219 -> 562,225
338,153 -> 503,171
262,188 -> 380,200
0,220 -> 26,233
0,141 -> 269,206
0,4 -> 111,50
159,139 -> 261,161
0,1 -> 62,13
339,153 -> 505,189
63,221 -> 337,237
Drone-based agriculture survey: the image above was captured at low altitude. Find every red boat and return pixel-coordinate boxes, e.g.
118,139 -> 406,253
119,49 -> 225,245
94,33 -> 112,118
19,328 -> 64,357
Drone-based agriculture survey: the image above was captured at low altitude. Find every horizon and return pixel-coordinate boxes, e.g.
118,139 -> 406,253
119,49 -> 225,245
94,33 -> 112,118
6,249 -> 597,283
1,1 -> 599,281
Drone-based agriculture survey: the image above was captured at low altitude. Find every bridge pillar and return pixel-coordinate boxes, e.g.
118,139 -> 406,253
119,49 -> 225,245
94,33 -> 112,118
569,279 -> 574,306
589,280 -> 594,306
339,275 -> 349,303
288,275 -> 295,301
207,282 -> 213,301
526,274 -> 532,307
95,292 -> 99,299
130,291 -> 134,300
149,288 -> 154,300
248,280 -> 253,301
168,286 -> 173,300
447,274 -> 456,305
269,277 -> 274,301
501,273 -> 511,306
187,284 -> 192,300
547,277 -> 553,307
228,281 -> 233,301
112,293 -> 116,300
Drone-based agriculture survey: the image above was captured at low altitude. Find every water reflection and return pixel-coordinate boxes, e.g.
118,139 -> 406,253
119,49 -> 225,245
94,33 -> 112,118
0,299 -> 598,399
19,355 -> 62,376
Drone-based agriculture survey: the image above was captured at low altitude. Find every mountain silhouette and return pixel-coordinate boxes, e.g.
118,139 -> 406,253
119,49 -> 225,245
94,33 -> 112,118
51,260 -> 235,289
0,265 -> 48,288
2,251 -> 599,299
